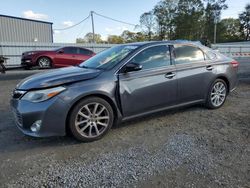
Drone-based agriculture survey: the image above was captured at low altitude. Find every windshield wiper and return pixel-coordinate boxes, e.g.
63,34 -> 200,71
76,65 -> 91,69
78,65 -> 102,70
76,64 -> 105,70
79,65 -> 89,69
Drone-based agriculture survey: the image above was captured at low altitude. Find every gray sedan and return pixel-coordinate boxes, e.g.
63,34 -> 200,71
11,41 -> 239,142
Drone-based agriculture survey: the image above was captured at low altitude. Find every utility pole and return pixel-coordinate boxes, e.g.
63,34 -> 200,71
214,18 -> 217,44
90,11 -> 95,43
214,7 -> 219,44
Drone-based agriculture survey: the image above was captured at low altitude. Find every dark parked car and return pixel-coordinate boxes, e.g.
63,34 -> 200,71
11,41 -> 239,142
21,46 -> 95,69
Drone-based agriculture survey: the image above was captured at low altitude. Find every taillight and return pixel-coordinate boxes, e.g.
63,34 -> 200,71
231,60 -> 239,68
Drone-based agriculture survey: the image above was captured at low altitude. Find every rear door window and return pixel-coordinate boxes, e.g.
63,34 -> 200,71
63,47 -> 78,54
78,48 -> 93,56
174,45 -> 205,64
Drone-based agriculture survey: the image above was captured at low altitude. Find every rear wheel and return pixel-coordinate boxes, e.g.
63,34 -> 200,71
37,57 -> 51,69
206,79 -> 228,109
69,97 -> 114,142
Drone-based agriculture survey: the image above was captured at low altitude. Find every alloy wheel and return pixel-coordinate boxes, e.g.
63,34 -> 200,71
38,57 -> 51,68
74,102 -> 110,138
210,81 -> 227,107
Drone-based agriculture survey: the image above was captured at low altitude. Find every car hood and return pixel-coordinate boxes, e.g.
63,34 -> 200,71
23,50 -> 52,55
16,66 -> 102,90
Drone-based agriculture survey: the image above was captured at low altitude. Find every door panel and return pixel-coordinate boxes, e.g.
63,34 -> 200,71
119,66 -> 177,117
175,62 -> 208,103
54,54 -> 77,67
118,44 -> 178,117
75,48 -> 92,65
173,44 -> 212,103
54,47 -> 78,67
74,54 -> 89,64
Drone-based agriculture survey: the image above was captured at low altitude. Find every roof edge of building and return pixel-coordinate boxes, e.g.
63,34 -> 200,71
0,14 -> 53,25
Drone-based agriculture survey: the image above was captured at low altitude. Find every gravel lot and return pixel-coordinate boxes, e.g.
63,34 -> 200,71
0,59 -> 250,188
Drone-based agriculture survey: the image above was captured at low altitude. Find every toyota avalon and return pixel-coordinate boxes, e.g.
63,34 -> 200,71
11,41 -> 239,142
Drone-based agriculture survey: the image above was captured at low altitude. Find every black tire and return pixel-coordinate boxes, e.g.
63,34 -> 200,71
37,57 -> 52,69
205,79 -> 228,109
69,97 -> 114,142
23,66 -> 31,70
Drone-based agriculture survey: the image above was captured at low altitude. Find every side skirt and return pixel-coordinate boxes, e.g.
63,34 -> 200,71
121,99 -> 204,122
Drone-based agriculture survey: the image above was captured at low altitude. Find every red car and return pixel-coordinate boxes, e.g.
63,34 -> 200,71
21,46 -> 95,69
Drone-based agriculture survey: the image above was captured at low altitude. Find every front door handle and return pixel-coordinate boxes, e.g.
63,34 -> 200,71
165,72 -> 176,79
206,65 -> 214,71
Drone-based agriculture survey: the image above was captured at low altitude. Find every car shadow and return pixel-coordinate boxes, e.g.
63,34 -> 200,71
114,103 -> 204,129
0,104 -> 204,154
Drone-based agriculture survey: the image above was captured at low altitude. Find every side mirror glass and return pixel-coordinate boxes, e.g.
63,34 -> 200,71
58,50 -> 64,54
124,62 -> 142,73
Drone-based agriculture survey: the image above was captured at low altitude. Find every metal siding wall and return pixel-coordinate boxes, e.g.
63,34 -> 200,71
0,42 -> 115,66
1,42 -> 250,66
0,16 -> 52,43
212,44 -> 250,58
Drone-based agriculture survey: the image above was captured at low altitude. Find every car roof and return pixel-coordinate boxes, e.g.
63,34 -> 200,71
60,46 -> 94,52
122,40 -> 203,47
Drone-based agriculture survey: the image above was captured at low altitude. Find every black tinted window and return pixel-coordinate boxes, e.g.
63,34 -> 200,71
131,45 -> 170,70
174,45 -> 205,64
63,47 -> 78,54
78,48 -> 93,56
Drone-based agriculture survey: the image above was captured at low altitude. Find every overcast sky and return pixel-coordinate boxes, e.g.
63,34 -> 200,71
0,0 -> 249,43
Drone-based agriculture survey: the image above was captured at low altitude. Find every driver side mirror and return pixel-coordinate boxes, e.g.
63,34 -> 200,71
124,62 -> 142,73
58,50 -> 64,54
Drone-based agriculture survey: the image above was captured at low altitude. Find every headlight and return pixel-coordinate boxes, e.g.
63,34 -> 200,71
27,52 -> 36,56
22,86 -> 66,103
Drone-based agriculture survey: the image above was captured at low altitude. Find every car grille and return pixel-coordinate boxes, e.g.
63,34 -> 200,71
12,90 -> 26,99
12,108 -> 23,127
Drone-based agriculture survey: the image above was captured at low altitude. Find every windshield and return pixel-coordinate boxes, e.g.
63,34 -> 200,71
79,45 -> 139,69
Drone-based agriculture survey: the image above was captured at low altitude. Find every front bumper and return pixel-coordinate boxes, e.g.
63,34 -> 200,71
21,57 -> 36,67
10,95 -> 70,137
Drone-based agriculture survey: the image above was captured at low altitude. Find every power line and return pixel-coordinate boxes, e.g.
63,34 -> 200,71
54,14 -> 90,31
53,11 -> 137,32
76,17 -> 90,38
93,11 -> 137,27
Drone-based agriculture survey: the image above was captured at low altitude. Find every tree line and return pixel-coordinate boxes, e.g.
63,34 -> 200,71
76,0 -> 250,44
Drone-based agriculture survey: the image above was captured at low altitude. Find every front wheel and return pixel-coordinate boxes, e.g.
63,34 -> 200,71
69,97 -> 114,142
37,57 -> 51,69
206,79 -> 228,109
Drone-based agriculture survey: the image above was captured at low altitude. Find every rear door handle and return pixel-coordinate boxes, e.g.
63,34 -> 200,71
206,65 -> 214,71
165,72 -> 176,79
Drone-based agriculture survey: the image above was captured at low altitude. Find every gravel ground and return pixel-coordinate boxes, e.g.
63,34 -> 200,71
0,59 -> 250,188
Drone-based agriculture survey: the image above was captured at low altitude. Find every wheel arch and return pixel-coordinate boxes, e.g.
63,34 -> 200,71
65,93 -> 120,135
205,75 -> 230,102
36,56 -> 53,67
205,75 -> 230,109
216,75 -> 230,93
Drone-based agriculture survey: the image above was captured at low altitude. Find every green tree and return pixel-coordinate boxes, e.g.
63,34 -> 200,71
139,11 -> 155,40
76,38 -> 85,43
174,0 -> 204,40
121,30 -> 146,43
107,35 -> 124,44
76,33 -> 103,43
239,4 -> 250,40
217,18 -> 243,42
204,0 -> 228,42
78,32 -> 103,43
153,0 -> 178,40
